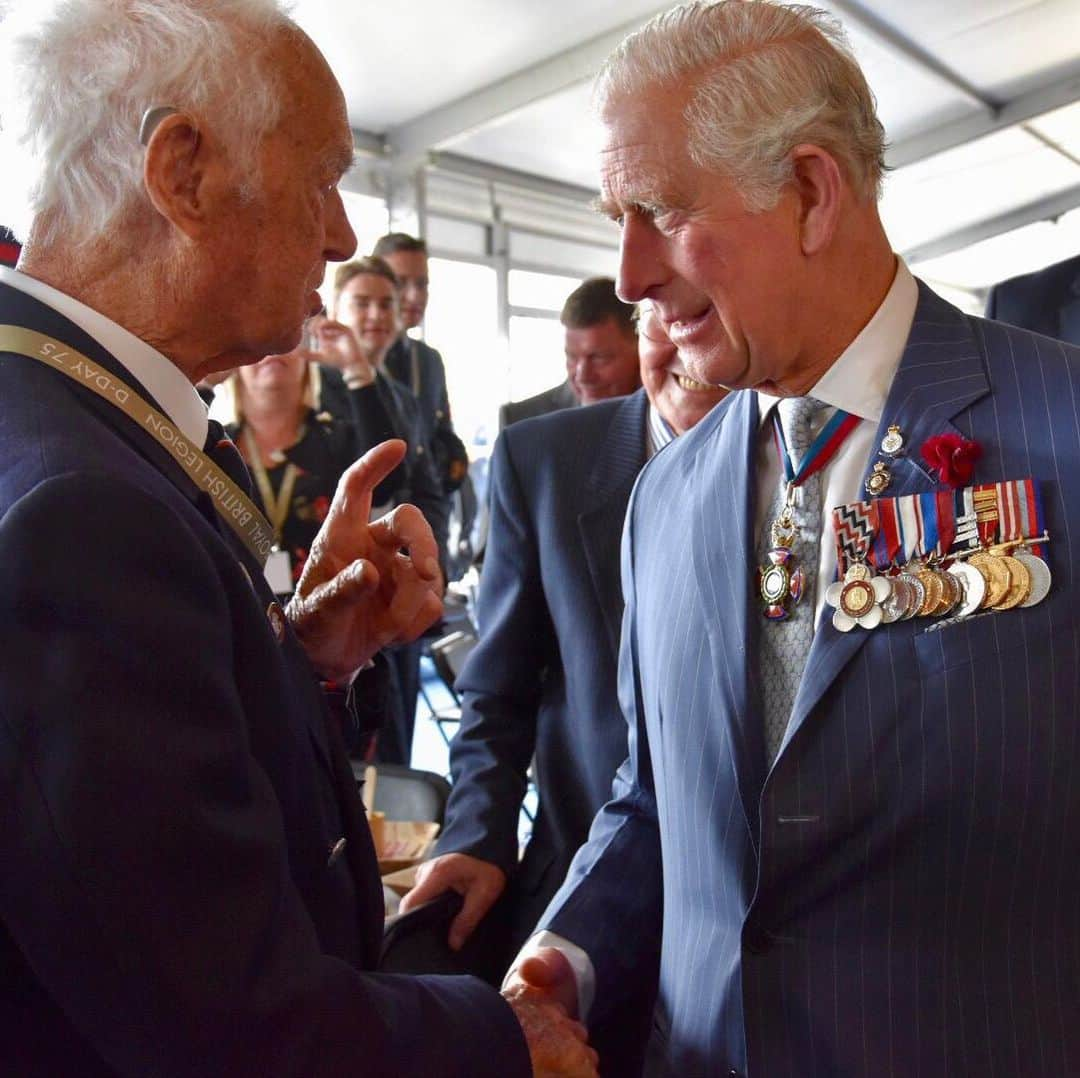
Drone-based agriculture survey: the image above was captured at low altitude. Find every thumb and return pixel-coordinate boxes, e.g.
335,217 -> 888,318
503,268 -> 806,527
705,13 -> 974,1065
517,947 -> 578,1015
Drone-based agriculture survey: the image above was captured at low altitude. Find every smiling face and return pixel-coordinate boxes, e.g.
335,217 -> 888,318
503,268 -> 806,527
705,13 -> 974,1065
597,83 -> 811,396
638,307 -> 728,434
564,317 -> 641,404
333,272 -> 401,362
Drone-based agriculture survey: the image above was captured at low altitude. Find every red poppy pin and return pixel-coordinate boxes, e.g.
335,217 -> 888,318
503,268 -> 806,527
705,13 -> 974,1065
920,433 -> 982,488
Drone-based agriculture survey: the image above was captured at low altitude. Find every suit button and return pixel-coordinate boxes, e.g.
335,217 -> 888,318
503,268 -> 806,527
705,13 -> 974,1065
728,1070 -> 741,1077
743,924 -> 772,955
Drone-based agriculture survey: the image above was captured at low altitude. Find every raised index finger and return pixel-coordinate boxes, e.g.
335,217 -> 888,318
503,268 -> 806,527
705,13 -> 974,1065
325,440 -> 408,528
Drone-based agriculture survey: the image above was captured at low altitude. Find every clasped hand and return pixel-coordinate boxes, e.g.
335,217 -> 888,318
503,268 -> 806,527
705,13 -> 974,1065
504,949 -> 599,1078
286,439 -> 443,680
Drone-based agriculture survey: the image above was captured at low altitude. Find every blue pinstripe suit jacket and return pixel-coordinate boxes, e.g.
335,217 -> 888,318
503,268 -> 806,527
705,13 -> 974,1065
542,282 -> 1080,1077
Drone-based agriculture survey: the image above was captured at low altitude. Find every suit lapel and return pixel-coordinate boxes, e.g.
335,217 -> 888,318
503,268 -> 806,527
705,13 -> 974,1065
781,282 -> 991,750
579,391 -> 649,660
690,390 -> 766,845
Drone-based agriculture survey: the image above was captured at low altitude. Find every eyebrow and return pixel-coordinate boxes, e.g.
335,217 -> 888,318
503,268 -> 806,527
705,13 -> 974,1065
326,144 -> 357,180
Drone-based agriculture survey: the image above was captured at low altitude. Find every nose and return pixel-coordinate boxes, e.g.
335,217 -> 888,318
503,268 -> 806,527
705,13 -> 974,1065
616,214 -> 664,304
324,187 -> 357,263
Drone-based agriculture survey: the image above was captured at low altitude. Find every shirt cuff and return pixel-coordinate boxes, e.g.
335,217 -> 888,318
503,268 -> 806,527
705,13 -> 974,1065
503,930 -> 596,1022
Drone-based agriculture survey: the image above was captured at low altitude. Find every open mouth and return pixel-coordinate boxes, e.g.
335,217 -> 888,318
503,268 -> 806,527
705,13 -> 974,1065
674,372 -> 712,391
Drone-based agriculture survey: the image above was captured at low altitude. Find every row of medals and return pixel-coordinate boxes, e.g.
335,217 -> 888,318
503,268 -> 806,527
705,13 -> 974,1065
827,538 -> 1052,633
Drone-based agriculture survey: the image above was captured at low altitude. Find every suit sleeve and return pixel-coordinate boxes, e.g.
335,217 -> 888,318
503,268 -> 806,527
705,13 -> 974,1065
534,481 -> 664,1027
0,471 -> 528,1077
435,432 -> 557,875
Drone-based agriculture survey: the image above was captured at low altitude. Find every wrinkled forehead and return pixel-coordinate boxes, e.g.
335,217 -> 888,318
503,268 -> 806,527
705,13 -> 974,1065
271,28 -> 352,153
596,86 -> 696,208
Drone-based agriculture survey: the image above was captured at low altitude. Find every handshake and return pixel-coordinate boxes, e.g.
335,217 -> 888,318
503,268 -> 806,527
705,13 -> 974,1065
404,855 -> 599,1077
502,948 -> 599,1078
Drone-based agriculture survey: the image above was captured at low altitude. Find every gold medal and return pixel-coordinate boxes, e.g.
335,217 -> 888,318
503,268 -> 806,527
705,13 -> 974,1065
914,567 -> 943,617
968,551 -> 1010,608
992,554 -> 1031,610
932,569 -> 961,616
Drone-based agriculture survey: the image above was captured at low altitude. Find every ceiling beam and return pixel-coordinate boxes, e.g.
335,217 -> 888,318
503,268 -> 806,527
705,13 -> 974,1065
429,152 -> 598,205
829,0 -> 995,112
888,68 -> 1080,168
901,182 -> 1080,266
383,11 -> 663,170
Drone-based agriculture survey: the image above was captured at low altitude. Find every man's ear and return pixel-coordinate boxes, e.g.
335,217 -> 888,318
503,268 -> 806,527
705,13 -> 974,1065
790,144 -> 843,257
142,112 -> 220,238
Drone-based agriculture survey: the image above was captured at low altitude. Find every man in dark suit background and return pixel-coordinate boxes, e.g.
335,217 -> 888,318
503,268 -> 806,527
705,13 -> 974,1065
501,3 -> 1080,1076
373,232 -> 469,495
404,311 -> 727,1072
984,251 -> 1080,344
0,2 -> 597,1074
497,277 -> 641,429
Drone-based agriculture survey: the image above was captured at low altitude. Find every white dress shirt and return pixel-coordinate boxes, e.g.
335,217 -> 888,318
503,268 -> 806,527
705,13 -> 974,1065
510,258 -> 920,1020
0,265 -> 208,447
755,258 -> 918,622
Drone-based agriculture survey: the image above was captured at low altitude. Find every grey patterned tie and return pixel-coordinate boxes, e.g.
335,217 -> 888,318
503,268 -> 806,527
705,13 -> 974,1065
760,396 -> 827,764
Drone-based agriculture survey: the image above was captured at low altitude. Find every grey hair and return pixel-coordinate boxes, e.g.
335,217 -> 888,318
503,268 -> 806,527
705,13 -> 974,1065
596,1 -> 886,210
0,0 -> 295,248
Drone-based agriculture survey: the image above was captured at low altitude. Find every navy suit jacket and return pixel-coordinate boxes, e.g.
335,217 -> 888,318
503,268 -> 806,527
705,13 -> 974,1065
0,282 -> 528,1077
985,251 -> 1080,345
497,380 -> 578,431
542,282 -> 1080,1076
439,390 -> 649,919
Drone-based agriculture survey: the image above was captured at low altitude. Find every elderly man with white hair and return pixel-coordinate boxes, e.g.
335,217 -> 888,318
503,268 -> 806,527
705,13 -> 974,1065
505,2 -> 1080,1076
0,2 -> 598,1075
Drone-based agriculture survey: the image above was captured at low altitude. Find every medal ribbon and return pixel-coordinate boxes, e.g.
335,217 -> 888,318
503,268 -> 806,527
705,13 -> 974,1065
918,492 -> 939,560
896,494 -> 922,563
953,486 -> 979,549
0,324 -> 274,566
831,500 -> 878,576
772,406 -> 860,488
935,489 -> 957,557
973,483 -> 1001,547
872,497 -> 902,570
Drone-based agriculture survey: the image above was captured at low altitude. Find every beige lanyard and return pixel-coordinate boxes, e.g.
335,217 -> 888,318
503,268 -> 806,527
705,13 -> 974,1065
0,324 -> 275,567
241,426 -> 300,547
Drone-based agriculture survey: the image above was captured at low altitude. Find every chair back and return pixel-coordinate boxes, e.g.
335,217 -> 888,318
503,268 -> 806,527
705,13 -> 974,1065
357,762 -> 452,824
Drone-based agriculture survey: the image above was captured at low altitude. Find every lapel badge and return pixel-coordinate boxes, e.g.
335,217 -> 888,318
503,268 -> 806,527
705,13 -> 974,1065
327,837 -> 347,867
880,425 -> 904,455
266,601 -> 286,643
864,461 -> 892,495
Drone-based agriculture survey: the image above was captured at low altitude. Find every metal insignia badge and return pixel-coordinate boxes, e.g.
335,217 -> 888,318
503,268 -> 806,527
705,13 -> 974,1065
865,461 -> 892,495
880,425 -> 904,455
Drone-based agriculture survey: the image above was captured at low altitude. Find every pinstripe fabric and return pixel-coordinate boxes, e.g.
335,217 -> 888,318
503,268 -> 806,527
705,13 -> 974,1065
542,282 -> 1080,1076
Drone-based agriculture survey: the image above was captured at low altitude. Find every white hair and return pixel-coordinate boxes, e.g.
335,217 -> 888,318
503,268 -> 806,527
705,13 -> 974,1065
0,0 -> 295,248
596,1 -> 886,211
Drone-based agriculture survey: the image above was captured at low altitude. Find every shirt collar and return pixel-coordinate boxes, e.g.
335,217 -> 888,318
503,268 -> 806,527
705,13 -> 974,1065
0,265 -> 208,447
756,257 -> 918,427
647,402 -> 675,458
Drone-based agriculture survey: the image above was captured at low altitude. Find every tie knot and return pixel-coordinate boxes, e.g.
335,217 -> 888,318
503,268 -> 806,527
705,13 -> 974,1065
777,395 -> 826,464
